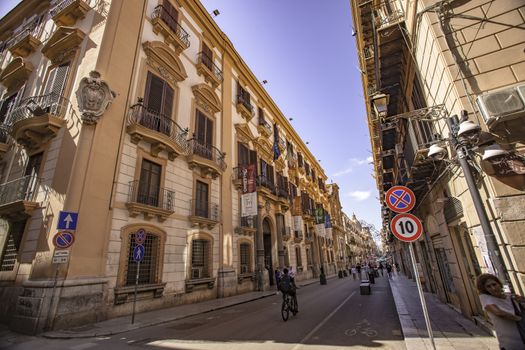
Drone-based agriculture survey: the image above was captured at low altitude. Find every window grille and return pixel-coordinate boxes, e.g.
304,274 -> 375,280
240,243 -> 250,273
0,220 -> 26,271
295,246 -> 302,267
125,232 -> 159,286
191,239 -> 210,278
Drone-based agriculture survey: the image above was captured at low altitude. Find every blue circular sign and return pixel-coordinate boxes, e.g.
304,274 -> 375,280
385,186 -> 416,213
53,231 -> 75,249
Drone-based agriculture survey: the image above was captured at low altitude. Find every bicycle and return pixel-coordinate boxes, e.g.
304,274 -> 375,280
281,292 -> 297,321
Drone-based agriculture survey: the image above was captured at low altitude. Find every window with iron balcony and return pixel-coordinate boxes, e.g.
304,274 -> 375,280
236,83 -> 254,121
151,1 -> 190,53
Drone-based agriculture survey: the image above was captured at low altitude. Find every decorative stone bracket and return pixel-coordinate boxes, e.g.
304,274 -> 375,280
76,71 -> 116,125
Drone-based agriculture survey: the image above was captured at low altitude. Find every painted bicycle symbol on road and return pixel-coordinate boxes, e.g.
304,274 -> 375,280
344,319 -> 378,337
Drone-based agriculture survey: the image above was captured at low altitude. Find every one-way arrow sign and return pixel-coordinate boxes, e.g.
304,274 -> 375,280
57,211 -> 78,230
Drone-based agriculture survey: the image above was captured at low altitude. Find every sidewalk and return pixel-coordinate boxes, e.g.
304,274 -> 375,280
388,273 -> 498,350
42,276 -> 323,339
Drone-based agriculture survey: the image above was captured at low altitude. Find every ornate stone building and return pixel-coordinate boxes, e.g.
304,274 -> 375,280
351,0 -> 525,321
0,0 -> 342,334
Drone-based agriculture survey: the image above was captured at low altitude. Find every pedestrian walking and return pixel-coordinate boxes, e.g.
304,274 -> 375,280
351,265 -> 357,280
386,264 -> 392,278
275,269 -> 282,292
378,262 -> 384,276
356,264 -> 361,279
476,273 -> 525,350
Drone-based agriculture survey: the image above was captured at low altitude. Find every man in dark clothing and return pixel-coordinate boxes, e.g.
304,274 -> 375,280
279,268 -> 298,313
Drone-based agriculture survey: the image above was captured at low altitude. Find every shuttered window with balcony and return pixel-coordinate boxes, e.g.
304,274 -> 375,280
0,92 -> 18,124
237,83 -> 250,105
202,42 -> 213,70
238,142 -> 249,166
145,71 -> 174,119
195,109 -> 213,151
138,159 -> 161,207
260,159 -> 274,186
295,246 -> 302,267
161,0 -> 179,33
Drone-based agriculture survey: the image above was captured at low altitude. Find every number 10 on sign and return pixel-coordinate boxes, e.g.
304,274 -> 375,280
390,213 -> 423,242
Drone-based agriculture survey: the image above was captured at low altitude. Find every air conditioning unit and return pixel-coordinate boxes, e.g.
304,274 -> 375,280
477,84 -> 525,128
191,267 -> 202,279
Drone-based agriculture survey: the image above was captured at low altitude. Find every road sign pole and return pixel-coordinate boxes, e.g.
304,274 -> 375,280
131,261 -> 140,324
409,242 -> 436,350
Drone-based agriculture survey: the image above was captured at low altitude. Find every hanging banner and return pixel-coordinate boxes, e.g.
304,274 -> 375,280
315,223 -> 326,238
293,216 -> 302,232
241,164 -> 256,194
325,214 -> 333,239
292,196 -> 302,216
241,192 -> 257,217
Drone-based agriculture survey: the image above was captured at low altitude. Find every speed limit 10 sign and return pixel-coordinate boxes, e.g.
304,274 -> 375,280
390,213 -> 423,242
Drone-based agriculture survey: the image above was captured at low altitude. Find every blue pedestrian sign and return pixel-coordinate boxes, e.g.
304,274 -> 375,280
57,211 -> 78,230
133,245 -> 145,262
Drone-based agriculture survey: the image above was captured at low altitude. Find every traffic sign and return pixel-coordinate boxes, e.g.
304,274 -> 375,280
133,245 -> 145,262
53,231 -> 75,249
57,211 -> 78,230
52,250 -> 69,264
135,229 -> 146,245
390,213 -> 423,242
385,186 -> 416,213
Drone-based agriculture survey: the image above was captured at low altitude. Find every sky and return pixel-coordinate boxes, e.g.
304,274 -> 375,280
0,0 -> 381,232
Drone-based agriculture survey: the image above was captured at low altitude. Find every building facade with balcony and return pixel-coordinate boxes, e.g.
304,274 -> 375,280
0,0 -> 340,334
351,0 -> 525,322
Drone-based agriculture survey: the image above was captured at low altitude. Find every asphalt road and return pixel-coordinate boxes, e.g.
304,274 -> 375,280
1,274 -> 406,350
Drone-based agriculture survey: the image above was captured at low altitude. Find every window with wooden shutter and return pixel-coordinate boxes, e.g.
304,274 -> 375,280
194,110 -> 213,159
43,63 -> 69,114
237,142 -> 249,166
0,92 -> 18,124
138,159 -> 161,207
202,42 -> 213,70
161,0 -> 179,34
249,150 -> 257,167
144,71 -> 174,135
195,180 -> 209,218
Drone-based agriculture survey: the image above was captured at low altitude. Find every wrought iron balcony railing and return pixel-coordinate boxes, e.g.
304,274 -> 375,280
276,185 -> 289,199
189,199 -> 219,221
0,126 -> 9,144
127,180 -> 174,211
256,175 -> 275,192
197,52 -> 223,82
237,94 -> 254,114
7,18 -> 42,50
151,5 -> 190,48
8,93 -> 71,127
240,215 -> 255,229
0,175 -> 39,205
258,117 -> 272,135
128,103 -> 189,152
187,139 -> 226,171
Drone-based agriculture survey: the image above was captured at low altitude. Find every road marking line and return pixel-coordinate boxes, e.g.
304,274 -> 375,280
292,291 -> 356,350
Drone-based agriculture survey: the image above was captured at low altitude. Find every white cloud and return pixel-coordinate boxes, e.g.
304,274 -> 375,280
332,157 -> 373,177
347,190 -> 371,201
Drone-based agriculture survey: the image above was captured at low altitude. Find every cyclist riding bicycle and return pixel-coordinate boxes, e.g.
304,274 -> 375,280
279,268 -> 298,313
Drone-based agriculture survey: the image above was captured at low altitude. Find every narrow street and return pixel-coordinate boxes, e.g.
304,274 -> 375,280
1,275 -> 405,350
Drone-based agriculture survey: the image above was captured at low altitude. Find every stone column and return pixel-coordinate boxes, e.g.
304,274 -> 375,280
276,213 -> 284,268
256,202 -> 265,291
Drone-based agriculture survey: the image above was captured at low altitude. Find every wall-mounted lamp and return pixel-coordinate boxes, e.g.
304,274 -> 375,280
288,117 -> 293,121
482,144 -> 508,161
211,9 -> 220,17
457,120 -> 481,144
306,141 -> 309,145
261,80 -> 268,85
427,144 -> 447,161
371,93 -> 389,118
352,27 -> 357,36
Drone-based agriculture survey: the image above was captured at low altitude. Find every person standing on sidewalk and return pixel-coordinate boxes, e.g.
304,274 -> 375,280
476,273 -> 525,350
351,265 -> 358,280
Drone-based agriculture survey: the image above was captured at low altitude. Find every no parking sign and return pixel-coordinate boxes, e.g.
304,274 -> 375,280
385,186 -> 415,213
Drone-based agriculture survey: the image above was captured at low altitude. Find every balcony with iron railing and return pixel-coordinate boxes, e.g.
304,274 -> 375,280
256,174 -> 275,197
8,92 -> 70,150
126,180 -> 174,222
235,215 -> 256,236
375,0 -> 405,31
0,126 -> 10,157
0,175 -> 40,221
7,18 -> 44,58
282,225 -> 291,241
294,229 -> 303,243
196,52 -> 223,88
187,139 -> 226,179
127,102 -> 189,160
50,0 -> 92,26
304,231 -> 314,244
151,5 -> 190,53
236,94 -> 255,121
188,199 -> 220,229
257,117 -> 272,138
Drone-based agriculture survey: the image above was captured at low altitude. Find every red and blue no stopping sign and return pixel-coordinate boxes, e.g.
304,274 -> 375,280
385,185 -> 416,213
53,231 -> 75,249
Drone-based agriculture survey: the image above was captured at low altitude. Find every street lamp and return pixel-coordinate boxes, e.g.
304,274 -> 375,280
371,93 -> 389,118
429,113 -> 509,286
